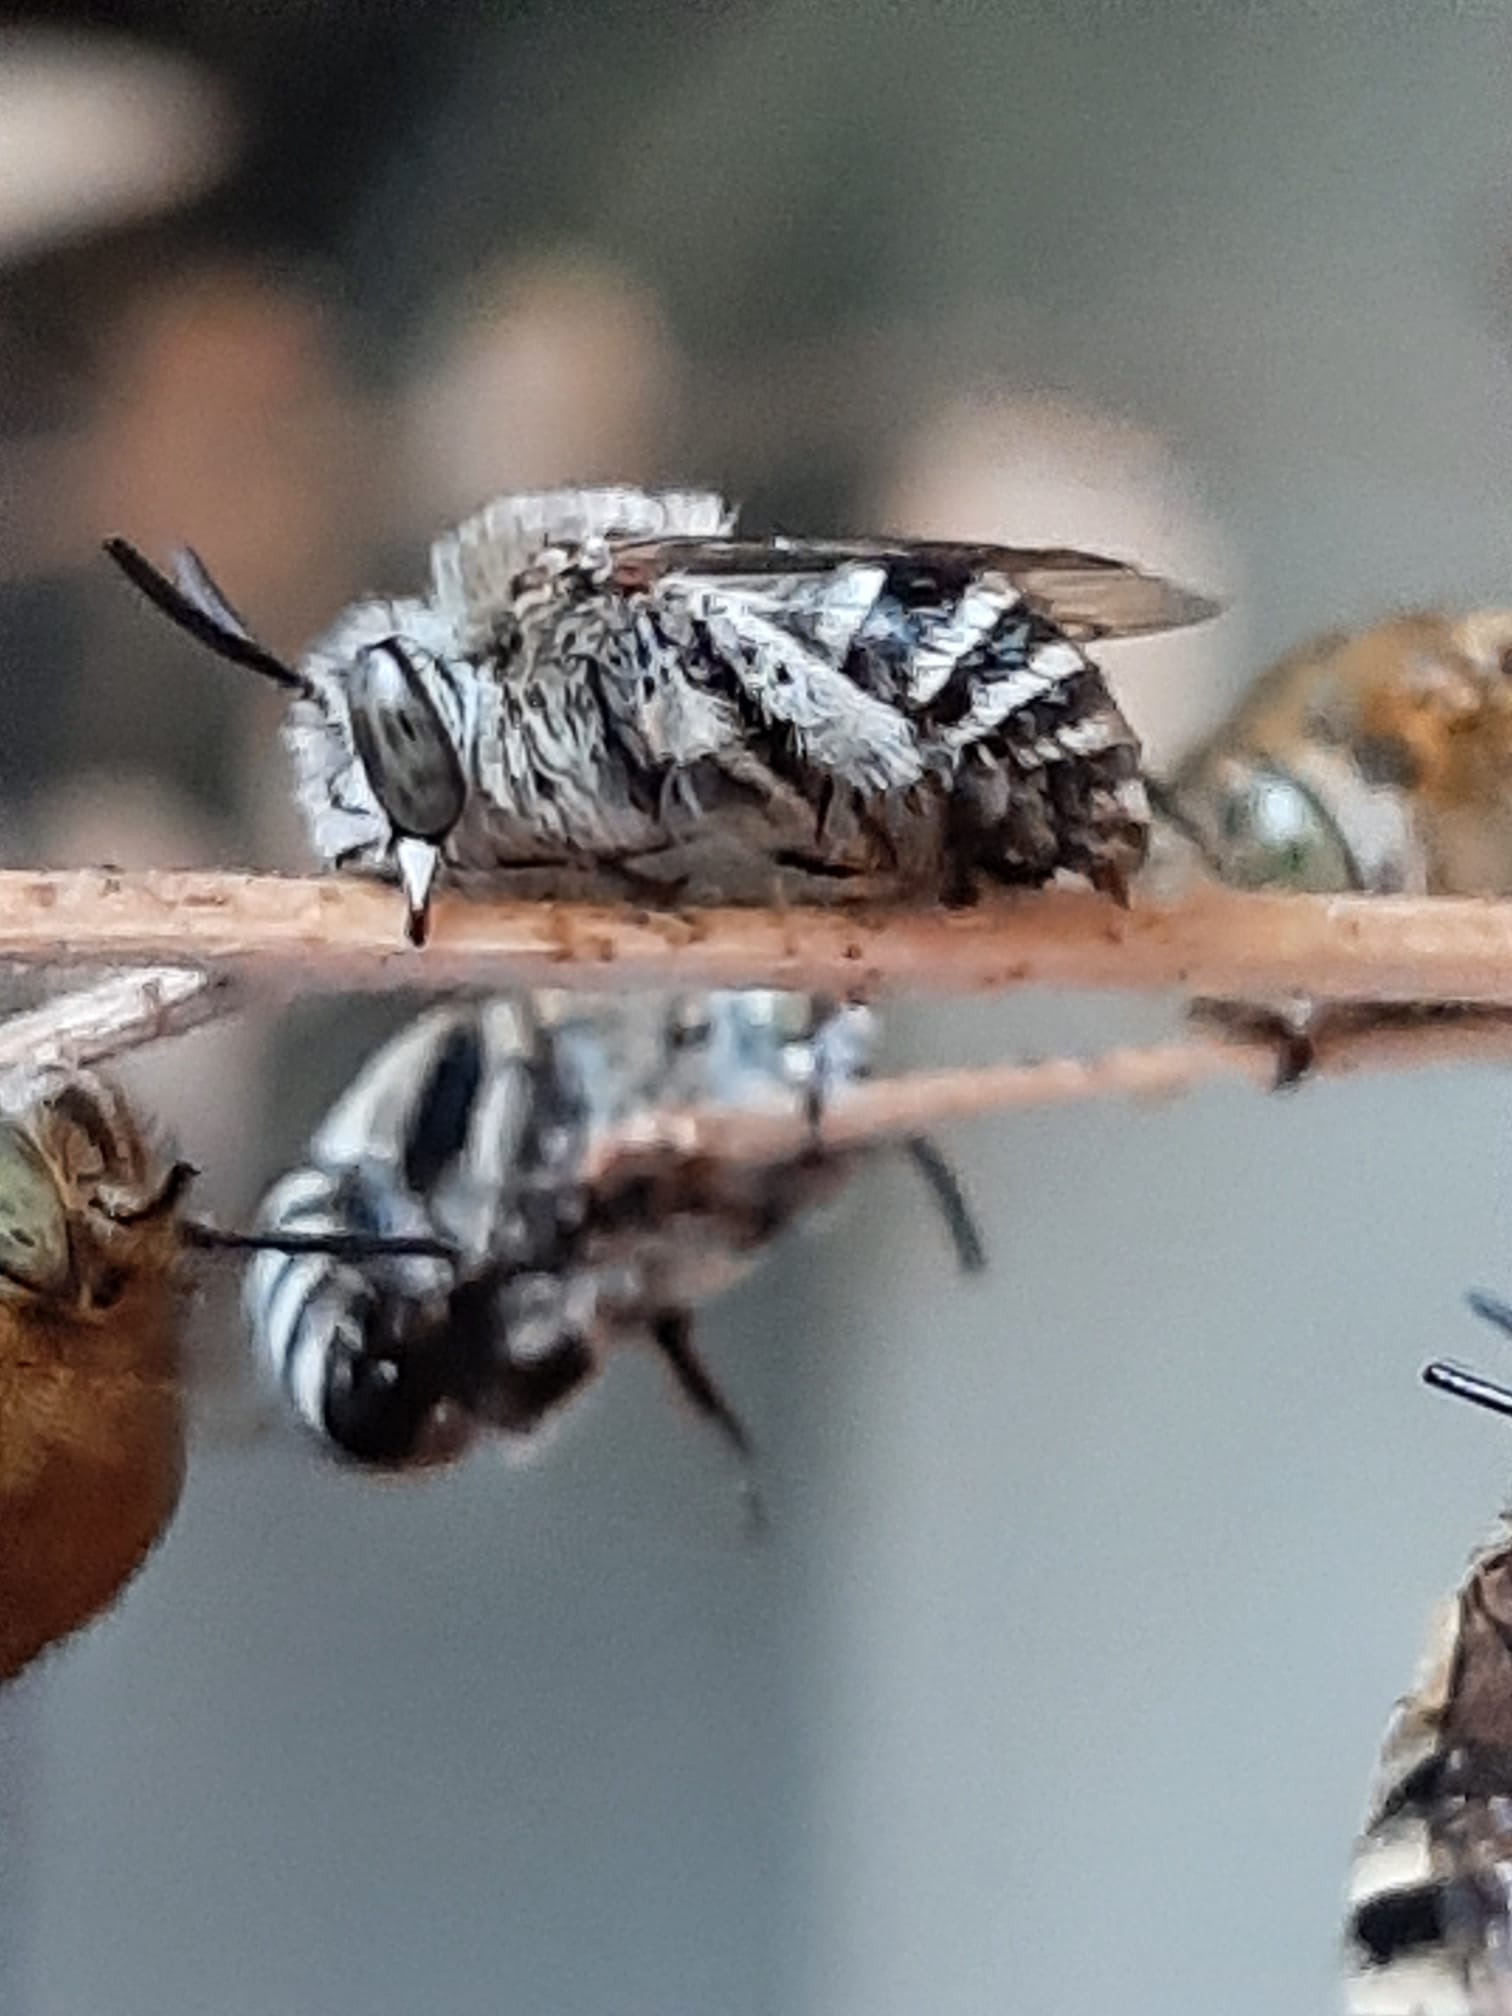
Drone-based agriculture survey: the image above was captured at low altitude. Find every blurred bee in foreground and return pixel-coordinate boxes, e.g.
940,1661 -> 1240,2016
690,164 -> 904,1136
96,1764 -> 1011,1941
1155,611 -> 1512,1084
1344,1291 -> 1512,2015
0,1043 -> 456,1686
248,988 -> 983,1480
1159,610 -> 1512,896
0,1065 -> 191,1684
106,485 -> 1217,941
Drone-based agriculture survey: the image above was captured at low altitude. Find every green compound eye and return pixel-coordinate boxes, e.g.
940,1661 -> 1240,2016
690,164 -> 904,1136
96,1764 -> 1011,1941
1212,764 -> 1357,891
0,1126 -> 70,1297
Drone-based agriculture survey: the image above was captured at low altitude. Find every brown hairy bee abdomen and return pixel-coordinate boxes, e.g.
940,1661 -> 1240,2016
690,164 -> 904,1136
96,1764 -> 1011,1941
0,1233 -> 185,1683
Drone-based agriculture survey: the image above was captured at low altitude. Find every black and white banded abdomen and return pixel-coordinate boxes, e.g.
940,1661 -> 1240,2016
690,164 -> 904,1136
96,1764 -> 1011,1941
1343,1586 -> 1512,2016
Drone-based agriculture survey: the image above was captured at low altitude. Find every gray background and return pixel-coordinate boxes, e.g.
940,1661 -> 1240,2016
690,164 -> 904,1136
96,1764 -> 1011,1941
9,5 -> 1512,2013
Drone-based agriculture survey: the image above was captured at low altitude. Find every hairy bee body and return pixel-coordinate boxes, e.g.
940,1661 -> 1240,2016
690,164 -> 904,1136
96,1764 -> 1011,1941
247,989 -> 875,1471
1345,1517 -> 1512,2015
110,487 -> 1219,937
1161,611 -> 1512,896
0,1069 -> 188,1683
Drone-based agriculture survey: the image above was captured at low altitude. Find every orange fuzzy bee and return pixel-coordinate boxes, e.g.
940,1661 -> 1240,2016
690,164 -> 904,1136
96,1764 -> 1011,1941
0,1066 -> 191,1684
0,1055 -> 447,1684
1159,610 -> 1512,895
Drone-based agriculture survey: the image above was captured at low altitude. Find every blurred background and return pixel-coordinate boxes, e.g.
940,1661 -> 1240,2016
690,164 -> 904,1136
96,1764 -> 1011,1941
5,4 -> 1512,2012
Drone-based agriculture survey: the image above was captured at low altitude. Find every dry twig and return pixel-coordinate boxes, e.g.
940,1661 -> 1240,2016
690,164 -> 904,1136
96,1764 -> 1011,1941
591,1008 -> 1512,1174
6,870 -> 1512,1003
0,966 -> 232,1076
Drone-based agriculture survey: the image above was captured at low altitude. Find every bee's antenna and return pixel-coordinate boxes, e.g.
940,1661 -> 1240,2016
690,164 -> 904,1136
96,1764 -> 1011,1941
1424,1360 -> 1512,1421
103,537 -> 313,696
900,1135 -> 987,1275
182,1222 -> 459,1265
1468,1288 -> 1512,1340
1415,1290 -> 1512,1417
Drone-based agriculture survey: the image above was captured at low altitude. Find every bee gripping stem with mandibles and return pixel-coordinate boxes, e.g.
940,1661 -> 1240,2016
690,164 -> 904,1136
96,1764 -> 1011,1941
106,485 -> 1217,943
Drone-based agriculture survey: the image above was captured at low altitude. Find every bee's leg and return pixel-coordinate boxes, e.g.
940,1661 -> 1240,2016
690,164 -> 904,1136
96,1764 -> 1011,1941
649,1309 -> 765,1534
605,848 -> 691,905
940,801 -> 982,909
101,1158 -> 199,1226
1467,1289 -> 1512,1341
1086,857 -> 1132,908
899,1137 -> 987,1274
1187,998 -> 1317,1091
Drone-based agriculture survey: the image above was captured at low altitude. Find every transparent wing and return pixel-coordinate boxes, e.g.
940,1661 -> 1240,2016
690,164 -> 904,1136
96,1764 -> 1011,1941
610,535 -> 1220,640
431,487 -> 734,639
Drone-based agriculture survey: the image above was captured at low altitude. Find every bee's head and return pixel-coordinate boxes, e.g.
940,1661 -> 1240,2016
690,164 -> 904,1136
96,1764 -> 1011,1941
311,1265 -> 594,1470
0,1071 -> 180,1312
104,540 -> 470,944
0,1121 -> 73,1302
298,599 -> 471,944
314,1286 -> 480,1472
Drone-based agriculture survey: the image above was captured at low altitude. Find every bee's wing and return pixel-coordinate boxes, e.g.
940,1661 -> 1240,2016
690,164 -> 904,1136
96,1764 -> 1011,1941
430,487 -> 734,642
610,536 -> 1220,640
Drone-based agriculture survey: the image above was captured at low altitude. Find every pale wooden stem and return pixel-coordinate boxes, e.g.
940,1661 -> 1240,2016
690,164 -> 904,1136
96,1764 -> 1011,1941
7,870 -> 1512,1003
0,967 -> 232,1075
589,1010 -> 1512,1174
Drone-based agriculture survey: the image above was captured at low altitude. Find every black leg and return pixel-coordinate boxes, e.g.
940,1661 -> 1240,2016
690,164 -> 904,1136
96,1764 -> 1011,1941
649,1310 -> 765,1534
1469,1289 -> 1512,1340
107,1158 -> 199,1226
1188,998 -> 1316,1091
901,1136 -> 987,1274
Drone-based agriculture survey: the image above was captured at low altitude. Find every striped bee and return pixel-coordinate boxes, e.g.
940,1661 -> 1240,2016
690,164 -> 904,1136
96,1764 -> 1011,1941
1159,611 -> 1512,897
248,988 -> 982,1477
1345,1293 -> 1512,2014
105,485 -> 1217,941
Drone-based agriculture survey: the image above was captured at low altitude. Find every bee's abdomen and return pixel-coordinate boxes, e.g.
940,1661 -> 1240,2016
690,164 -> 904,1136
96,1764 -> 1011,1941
838,566 -> 1149,892
0,1304 -> 184,1680
1344,1748 -> 1484,2016
1344,1817 -> 1468,2014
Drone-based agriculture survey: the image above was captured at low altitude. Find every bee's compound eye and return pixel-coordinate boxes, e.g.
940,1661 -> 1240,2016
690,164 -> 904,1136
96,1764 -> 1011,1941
1213,765 -> 1355,891
350,639 -> 467,842
0,1126 -> 71,1296
321,1336 -> 470,1470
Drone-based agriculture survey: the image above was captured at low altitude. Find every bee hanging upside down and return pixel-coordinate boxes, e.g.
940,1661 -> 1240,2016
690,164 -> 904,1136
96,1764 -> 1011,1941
247,988 -> 983,1482
106,485 -> 1218,941
1158,610 -> 1512,897
1345,1292 -> 1512,2015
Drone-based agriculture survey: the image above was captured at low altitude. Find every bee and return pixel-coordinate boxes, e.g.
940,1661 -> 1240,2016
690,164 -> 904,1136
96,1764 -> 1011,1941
247,987 -> 983,1478
0,1040 -> 460,1684
1159,611 -> 1512,897
0,1063 -> 194,1683
105,485 -> 1217,942
1344,1292 -> 1512,2014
